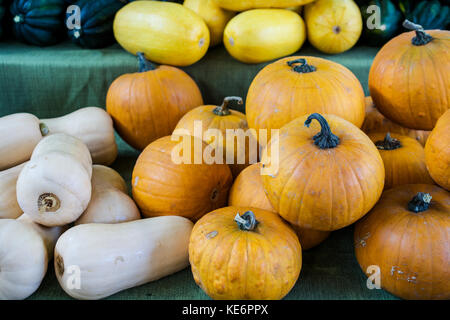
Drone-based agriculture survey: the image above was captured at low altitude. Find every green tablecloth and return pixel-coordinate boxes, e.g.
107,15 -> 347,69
0,41 -> 397,300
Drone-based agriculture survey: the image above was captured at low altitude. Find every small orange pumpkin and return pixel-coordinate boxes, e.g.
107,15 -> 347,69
368,132 -> 434,190
362,96 -> 430,146
174,96 -> 258,178
425,109 -> 450,191
246,57 -> 365,145
355,184 -> 450,300
106,53 -> 203,150
369,21 -> 450,130
132,136 -> 232,221
189,207 -> 302,300
229,163 -> 330,250
262,113 -> 385,231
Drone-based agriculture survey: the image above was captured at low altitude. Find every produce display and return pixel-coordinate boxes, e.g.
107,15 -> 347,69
0,0 -> 449,304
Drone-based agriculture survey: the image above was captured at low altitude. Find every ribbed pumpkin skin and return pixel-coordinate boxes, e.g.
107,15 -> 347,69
425,110 -> 450,191
355,184 -> 450,300
174,104 -> 257,178
67,0 -> 126,48
189,206 -> 302,300
113,1 -> 210,66
305,0 -> 362,54
183,0 -> 234,47
246,56 -> 365,145
369,30 -> 450,130
11,0 -> 66,46
106,65 -> 203,151
229,163 -> 330,250
262,114 -> 385,231
368,132 -> 434,190
362,96 -> 430,146
214,0 -> 314,11
132,136 -> 233,221
223,9 -> 306,64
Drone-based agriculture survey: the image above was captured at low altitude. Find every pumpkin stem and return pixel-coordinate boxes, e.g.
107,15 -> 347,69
287,58 -> 317,74
13,14 -> 24,24
408,192 -> 432,213
234,211 -> 259,231
137,52 -> 156,72
213,96 -> 243,116
304,113 -> 340,149
39,123 -> 49,137
375,132 -> 402,150
403,20 -> 433,46
38,193 -> 60,213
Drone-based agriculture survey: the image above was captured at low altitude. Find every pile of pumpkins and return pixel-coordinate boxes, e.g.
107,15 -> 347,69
0,21 -> 449,301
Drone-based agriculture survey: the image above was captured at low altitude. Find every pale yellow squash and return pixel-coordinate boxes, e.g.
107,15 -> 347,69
0,163 -> 26,219
41,107 -> 117,165
114,1 -> 210,66
16,133 -> 93,227
214,0 -> 315,11
0,113 -> 46,170
224,9 -> 306,64
305,0 -> 362,54
184,0 -> 235,47
75,165 -> 141,225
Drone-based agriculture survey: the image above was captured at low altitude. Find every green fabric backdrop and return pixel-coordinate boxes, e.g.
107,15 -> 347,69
0,41 -> 397,300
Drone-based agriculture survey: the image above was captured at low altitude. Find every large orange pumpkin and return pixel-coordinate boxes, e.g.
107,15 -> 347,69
362,96 -> 430,146
246,56 -> 365,145
106,53 -> 203,150
189,207 -> 302,300
425,109 -> 450,191
368,132 -> 434,190
229,163 -> 330,250
174,96 -> 258,178
132,135 -> 232,221
262,113 -> 385,231
369,21 -> 450,130
355,184 -> 450,300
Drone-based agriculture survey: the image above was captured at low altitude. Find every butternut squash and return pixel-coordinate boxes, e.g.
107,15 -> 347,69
55,216 -> 193,300
75,165 -> 141,225
16,133 -> 93,227
0,163 -> 25,219
0,113 -> 46,170
41,107 -> 117,165
0,218 -> 64,300
214,0 -> 315,11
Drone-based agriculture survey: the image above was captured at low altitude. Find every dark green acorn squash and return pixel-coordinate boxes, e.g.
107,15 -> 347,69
360,0 -> 402,46
398,0 -> 449,30
66,0 -> 127,49
10,0 -> 66,46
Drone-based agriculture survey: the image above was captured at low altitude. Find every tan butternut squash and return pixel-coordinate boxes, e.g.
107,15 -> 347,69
75,165 -> 141,225
41,107 -> 117,165
16,133 -> 93,227
0,163 -> 25,219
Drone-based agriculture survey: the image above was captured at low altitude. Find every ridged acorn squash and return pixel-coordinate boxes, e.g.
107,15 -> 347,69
401,0 -> 449,30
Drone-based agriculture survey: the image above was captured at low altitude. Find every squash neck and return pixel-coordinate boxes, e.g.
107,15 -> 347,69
288,58 -> 317,74
304,113 -> 340,149
408,193 -> 432,213
213,96 -> 243,116
234,211 -> 259,231
137,52 -> 156,72
403,20 -> 433,46
375,133 -> 402,150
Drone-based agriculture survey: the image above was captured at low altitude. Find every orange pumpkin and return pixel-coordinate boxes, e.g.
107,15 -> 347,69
132,135 -> 232,221
246,56 -> 365,146
174,96 -> 258,178
369,21 -> 450,130
189,207 -> 302,300
425,109 -> 450,191
262,113 -> 385,231
106,53 -> 203,150
368,132 -> 434,190
229,163 -> 330,250
362,96 -> 430,146
355,184 -> 450,300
